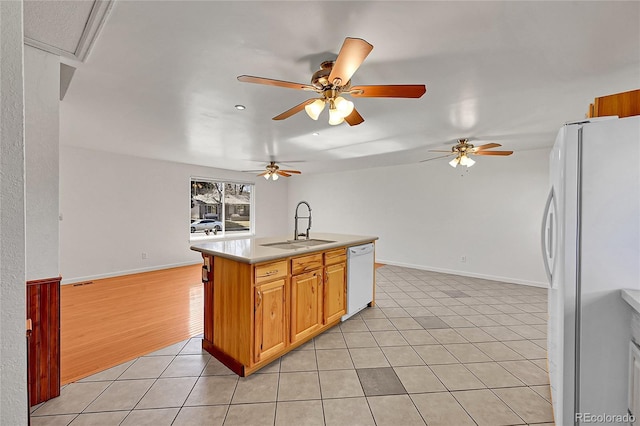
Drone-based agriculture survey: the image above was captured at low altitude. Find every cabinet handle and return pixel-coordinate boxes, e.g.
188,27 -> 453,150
262,270 -> 278,277
257,291 -> 262,307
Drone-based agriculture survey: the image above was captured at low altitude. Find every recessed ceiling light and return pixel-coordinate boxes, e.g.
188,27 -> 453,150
312,132 -> 320,136
235,105 -> 246,110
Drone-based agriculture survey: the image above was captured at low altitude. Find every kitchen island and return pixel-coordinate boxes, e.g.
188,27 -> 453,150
191,233 -> 377,376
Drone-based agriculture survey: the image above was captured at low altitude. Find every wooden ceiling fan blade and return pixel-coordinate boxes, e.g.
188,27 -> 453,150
349,85 -> 426,98
279,170 -> 301,174
237,75 -> 317,91
344,108 -> 364,126
472,143 -> 502,151
272,99 -> 316,120
428,150 -> 453,153
257,171 -> 269,176
328,37 -> 373,85
419,153 -> 455,163
276,171 -> 292,177
473,150 -> 513,156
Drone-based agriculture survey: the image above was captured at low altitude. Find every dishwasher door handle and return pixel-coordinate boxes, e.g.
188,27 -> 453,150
349,244 -> 374,256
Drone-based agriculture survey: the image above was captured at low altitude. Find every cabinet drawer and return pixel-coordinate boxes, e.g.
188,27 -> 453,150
255,260 -> 288,284
324,248 -> 346,265
291,253 -> 323,275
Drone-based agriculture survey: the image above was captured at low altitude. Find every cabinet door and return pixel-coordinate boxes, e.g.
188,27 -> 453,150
324,262 -> 346,324
630,342 -> 640,418
290,270 -> 322,343
254,279 -> 287,363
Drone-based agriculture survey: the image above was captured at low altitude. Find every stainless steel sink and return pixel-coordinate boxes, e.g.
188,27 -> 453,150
261,242 -> 301,250
261,239 -> 336,250
290,239 -> 336,246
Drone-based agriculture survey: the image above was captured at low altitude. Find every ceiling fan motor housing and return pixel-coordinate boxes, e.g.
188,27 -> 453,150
311,61 -> 351,92
453,138 -> 473,153
310,61 -> 335,88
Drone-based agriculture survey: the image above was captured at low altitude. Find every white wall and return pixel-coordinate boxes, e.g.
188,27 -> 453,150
59,146 -> 289,283
25,45 -> 59,281
288,148 -> 550,286
60,143 -> 549,286
0,0 -> 28,423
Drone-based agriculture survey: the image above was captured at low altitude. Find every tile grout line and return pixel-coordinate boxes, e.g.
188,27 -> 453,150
31,267 -> 551,425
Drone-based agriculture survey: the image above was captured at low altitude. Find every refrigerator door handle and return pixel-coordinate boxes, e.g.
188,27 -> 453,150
541,187 -> 557,286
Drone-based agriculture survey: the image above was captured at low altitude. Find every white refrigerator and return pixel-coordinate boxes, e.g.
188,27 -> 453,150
542,115 -> 640,425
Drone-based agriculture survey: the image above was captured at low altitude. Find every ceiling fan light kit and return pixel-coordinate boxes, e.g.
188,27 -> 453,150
238,37 -> 426,126
449,154 -> 476,168
304,99 -> 325,120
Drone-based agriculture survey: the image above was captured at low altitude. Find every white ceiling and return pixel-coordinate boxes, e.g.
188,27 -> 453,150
34,1 -> 640,174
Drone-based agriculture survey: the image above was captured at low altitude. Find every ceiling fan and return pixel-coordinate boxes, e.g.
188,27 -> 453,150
237,37 -> 427,126
421,138 -> 514,168
243,161 -> 302,181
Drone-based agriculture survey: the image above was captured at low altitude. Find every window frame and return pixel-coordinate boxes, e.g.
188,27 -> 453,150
189,176 -> 255,241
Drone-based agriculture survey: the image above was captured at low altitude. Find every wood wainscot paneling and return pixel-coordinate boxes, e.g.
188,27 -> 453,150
60,265 -> 203,384
26,276 -> 61,406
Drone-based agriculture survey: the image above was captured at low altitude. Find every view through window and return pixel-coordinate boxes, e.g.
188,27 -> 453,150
190,179 -> 253,238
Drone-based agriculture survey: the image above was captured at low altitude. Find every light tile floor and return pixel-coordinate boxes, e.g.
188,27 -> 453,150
31,266 -> 554,425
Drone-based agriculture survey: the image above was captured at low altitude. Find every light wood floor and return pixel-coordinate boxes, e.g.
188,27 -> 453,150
60,264 -> 203,385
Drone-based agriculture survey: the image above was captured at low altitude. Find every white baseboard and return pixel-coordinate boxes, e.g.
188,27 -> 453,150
376,259 -> 549,289
61,261 -> 202,285
62,259 -> 549,289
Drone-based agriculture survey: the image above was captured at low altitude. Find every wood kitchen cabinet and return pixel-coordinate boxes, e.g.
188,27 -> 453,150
290,253 -> 323,343
588,89 -> 640,118
199,240 -> 373,376
254,259 -> 289,363
290,269 -> 322,343
323,248 -> 346,325
254,278 -> 287,363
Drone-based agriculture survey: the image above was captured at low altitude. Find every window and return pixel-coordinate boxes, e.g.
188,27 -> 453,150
190,178 -> 253,239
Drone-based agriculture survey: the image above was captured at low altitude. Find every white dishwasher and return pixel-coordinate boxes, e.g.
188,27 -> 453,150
342,243 -> 375,321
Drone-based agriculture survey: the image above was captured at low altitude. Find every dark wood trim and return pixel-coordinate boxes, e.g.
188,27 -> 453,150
26,276 -> 62,287
26,276 -> 61,406
202,339 -> 245,376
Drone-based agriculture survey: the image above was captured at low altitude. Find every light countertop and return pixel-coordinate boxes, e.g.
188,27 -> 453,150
622,289 -> 640,314
191,232 -> 378,264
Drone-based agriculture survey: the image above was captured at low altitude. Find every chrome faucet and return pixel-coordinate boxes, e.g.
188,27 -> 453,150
294,201 -> 312,240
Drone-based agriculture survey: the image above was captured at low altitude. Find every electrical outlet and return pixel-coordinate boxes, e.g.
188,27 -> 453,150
460,255 -> 466,263
142,252 -> 148,260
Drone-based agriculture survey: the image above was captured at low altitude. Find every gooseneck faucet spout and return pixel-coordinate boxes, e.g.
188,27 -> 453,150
294,201 -> 312,240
